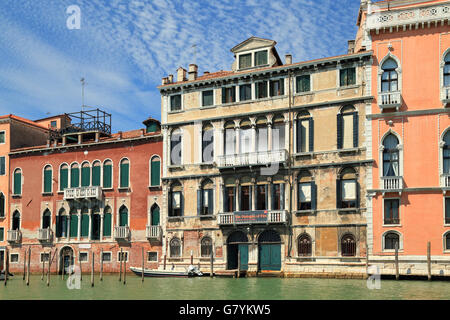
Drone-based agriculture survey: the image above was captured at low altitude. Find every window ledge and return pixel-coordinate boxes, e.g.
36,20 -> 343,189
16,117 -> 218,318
337,84 -> 359,91
200,105 -> 216,110
198,214 -> 215,219
294,210 -> 316,215
296,257 -> 316,262
118,187 -> 130,192
102,187 -> 114,191
294,152 -> 314,158
168,258 -> 183,262
168,109 -> 184,114
337,208 -> 359,213
42,192 -> 53,196
337,147 -> 360,154
382,249 -> 404,253
199,162 -> 215,167
382,224 -> 402,227
167,216 -> 184,222
12,194 -> 21,198
168,165 -> 184,170
294,91 -> 313,97
148,185 -> 162,189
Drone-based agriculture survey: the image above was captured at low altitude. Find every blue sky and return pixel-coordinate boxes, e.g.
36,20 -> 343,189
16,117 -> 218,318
0,0 -> 362,132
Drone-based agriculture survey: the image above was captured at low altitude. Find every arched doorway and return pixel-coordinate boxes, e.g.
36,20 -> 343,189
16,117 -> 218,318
258,230 -> 281,271
59,246 -> 74,275
151,204 -> 160,226
227,231 -> 248,270
42,209 -> 51,229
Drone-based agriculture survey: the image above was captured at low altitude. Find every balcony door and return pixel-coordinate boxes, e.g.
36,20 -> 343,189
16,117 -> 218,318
383,134 -> 399,176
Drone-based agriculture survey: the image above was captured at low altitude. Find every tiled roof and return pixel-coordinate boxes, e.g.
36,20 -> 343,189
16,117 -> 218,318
0,114 -> 49,130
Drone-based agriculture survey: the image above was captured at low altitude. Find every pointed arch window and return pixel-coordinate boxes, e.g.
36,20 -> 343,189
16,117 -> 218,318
92,161 -> 101,187
383,134 -> 400,176
103,206 -> 112,237
381,58 -> 398,92
298,234 -> 312,256
12,210 -> 20,230
444,52 -> 450,87
201,237 -> 213,257
42,209 -> 51,229
69,206 -> 78,238
81,162 -> 90,187
170,237 -> 181,257
81,205 -> 89,237
150,204 -> 160,226
70,163 -> 80,188
0,193 -> 5,217
119,158 -> 130,188
150,156 -> 161,187
59,164 -> 69,190
119,205 -> 128,227
443,131 -> 450,174
13,168 -> 22,195
102,160 -> 112,188
91,206 -> 101,240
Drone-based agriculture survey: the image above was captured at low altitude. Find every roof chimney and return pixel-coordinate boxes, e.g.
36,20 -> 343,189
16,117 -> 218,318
347,40 -> 355,54
188,64 -> 198,81
162,77 -> 168,85
285,54 -> 292,65
168,74 -> 173,83
203,71 -> 210,75
177,67 -> 187,82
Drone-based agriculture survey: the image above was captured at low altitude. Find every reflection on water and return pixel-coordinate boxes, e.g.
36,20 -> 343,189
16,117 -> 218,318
0,275 -> 449,300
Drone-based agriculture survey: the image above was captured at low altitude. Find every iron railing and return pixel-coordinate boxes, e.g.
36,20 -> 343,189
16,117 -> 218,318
114,226 -> 130,240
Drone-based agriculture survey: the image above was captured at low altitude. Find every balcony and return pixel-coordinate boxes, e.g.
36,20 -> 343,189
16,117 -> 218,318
380,176 -> 403,192
441,87 -> 450,106
7,230 -> 21,243
441,174 -> 450,189
114,226 -> 130,240
64,186 -> 102,200
217,149 -> 288,168
146,225 -> 162,240
37,228 -> 53,242
378,91 -> 401,111
217,210 -> 288,226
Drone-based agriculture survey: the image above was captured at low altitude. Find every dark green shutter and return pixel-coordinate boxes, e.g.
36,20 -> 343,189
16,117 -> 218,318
103,164 -> 112,188
70,215 -> 78,237
60,168 -> 68,190
81,166 -> 90,187
119,209 -> 128,226
120,163 -> 129,188
151,160 -> 160,186
336,179 -> 341,209
14,172 -> 21,195
55,216 -> 61,237
197,190 -> 202,215
0,157 -> 5,175
353,112 -> 359,148
44,169 -> 52,193
208,189 -> 213,214
81,214 -> 89,237
311,182 -> 317,210
151,207 -> 160,226
296,120 -> 302,153
70,168 -> 79,188
103,213 -> 111,236
222,88 -> 226,104
309,118 -> 314,152
337,114 -> 343,149
92,166 -> 101,186
0,228 -> 3,241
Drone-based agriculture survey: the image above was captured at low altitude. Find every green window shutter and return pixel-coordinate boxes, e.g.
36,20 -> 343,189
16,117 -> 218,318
103,164 -> 112,188
0,228 -> 3,241
120,163 -> 129,188
349,68 -> 356,85
340,69 -> 346,86
55,216 -> 61,237
60,168 -> 68,190
151,161 -> 160,186
81,167 -> 90,187
14,172 -> 21,195
44,170 -> 52,193
151,208 -> 160,226
81,214 -> 89,237
70,215 -> 78,237
92,166 -> 101,186
71,168 -> 79,188
103,213 -> 111,236
119,210 -> 128,226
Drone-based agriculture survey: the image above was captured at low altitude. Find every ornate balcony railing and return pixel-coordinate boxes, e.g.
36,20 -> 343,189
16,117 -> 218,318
380,176 -> 403,191
7,229 -> 21,243
217,149 -> 288,168
64,186 -> 102,200
114,226 -> 130,240
378,91 -> 401,110
38,228 -> 53,242
441,174 -> 450,188
217,210 -> 288,225
146,225 -> 162,240
366,3 -> 450,31
441,87 -> 450,105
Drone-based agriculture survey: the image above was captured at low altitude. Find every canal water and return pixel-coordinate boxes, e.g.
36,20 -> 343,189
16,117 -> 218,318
0,275 -> 449,300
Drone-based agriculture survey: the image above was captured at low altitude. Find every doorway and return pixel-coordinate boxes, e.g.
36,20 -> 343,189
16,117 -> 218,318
226,231 -> 248,270
59,246 -> 74,275
258,230 -> 281,271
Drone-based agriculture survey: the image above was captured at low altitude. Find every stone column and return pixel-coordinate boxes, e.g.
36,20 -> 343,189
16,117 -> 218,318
268,122 -> 273,151
77,210 -> 81,241
88,207 -> 92,240
251,123 -> 257,153
284,118 -> 290,151
235,127 -> 240,155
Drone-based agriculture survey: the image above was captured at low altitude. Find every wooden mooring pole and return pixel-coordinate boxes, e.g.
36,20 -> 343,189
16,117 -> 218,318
119,248 -> 123,281
47,249 -> 57,286
4,249 -> 8,286
23,248 -> 26,280
210,249 -> 214,278
41,251 -> 45,280
395,242 -> 399,280
163,254 -> 166,270
123,254 -> 127,285
237,249 -> 241,279
365,250 -> 369,279
427,241 -> 432,281
91,252 -> 94,287
26,247 -> 31,286
190,250 -> 193,265
100,249 -> 103,281
141,247 -> 144,283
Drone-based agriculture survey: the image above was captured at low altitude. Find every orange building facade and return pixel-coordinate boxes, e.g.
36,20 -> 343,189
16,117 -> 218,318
357,0 -> 450,276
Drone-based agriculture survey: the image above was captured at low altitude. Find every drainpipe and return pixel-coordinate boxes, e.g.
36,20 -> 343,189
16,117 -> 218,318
287,70 -> 293,258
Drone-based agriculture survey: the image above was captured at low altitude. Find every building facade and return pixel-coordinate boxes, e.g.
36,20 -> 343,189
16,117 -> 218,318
357,0 -> 450,276
159,37 -> 373,275
6,111 -> 163,274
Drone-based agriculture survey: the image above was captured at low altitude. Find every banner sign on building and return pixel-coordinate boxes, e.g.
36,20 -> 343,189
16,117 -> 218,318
234,211 -> 268,224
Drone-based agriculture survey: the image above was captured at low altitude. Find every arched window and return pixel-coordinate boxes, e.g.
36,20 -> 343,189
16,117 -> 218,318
272,115 -> 285,151
42,209 -> 51,229
444,52 -> 450,87
102,160 -> 112,188
445,232 -> 450,251
170,237 -> 181,257
443,131 -> 450,174
224,121 -> 236,156
383,134 -> 400,177
298,233 -> 312,256
0,193 -> 5,217
170,128 -> 182,165
92,161 -> 101,187
43,165 -> 52,193
337,105 -> 358,149
81,162 -> 90,187
202,124 -> 214,162
201,237 -> 213,257
119,205 -> 128,227
341,234 -> 356,256
381,58 -> 398,92
12,210 -> 20,230
169,182 -> 183,217
150,156 -> 161,187
296,111 -> 313,153
81,205 -> 89,237
150,204 -> 160,226
198,179 -> 214,215
119,158 -> 129,188
69,206 -> 78,238
13,168 -> 22,195
337,167 -> 359,209
239,119 -> 252,154
91,206 -> 100,240
256,117 -> 268,152
384,232 -> 400,250
103,206 -> 112,237
59,164 -> 69,190
70,163 -> 80,188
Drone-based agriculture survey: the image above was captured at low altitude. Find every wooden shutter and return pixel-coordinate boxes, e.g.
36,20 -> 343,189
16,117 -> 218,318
309,118 -> 314,152
55,216 -> 61,237
337,114 -> 343,149
222,88 -> 226,104
81,214 -> 89,237
0,157 -> 5,175
44,169 -> 52,193
311,182 -> 317,210
208,189 -> 213,214
81,166 -> 90,187
103,164 -> 112,188
151,160 -> 160,186
356,180 -> 360,208
353,112 -> 359,148
197,189 -> 202,215
280,183 -> 285,210
349,68 -> 356,85
296,120 -> 302,153
14,171 -> 21,195
70,215 -> 78,237
120,162 -> 129,188
336,179 -> 341,209
280,79 -> 285,95
92,166 -> 101,186
103,213 -> 111,236
223,187 -> 228,212
340,69 -> 346,86
70,167 -> 79,188
60,168 -> 68,190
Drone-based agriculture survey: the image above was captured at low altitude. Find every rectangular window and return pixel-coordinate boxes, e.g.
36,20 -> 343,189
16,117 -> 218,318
102,164 -> 112,188
224,129 -> 236,155
171,191 -> 182,216
272,123 -> 285,151
202,90 -> 214,107
224,187 -> 236,212
296,75 -> 311,93
147,252 -> 158,262
255,50 -> 268,66
79,252 -> 88,262
102,252 -> 111,262
150,160 -> 161,186
92,165 -> 101,186
10,253 -> 19,263
239,53 -> 252,69
256,185 -> 267,210
240,186 -> 250,211
40,253 -> 50,263
272,184 -> 283,210
270,79 -> 284,96
255,81 -> 268,99
0,228 -> 3,241
70,167 -> 79,188
256,127 -> 268,152
239,84 -> 252,101
13,171 -> 21,195
298,119 -> 310,153
384,199 -> 400,225
50,121 -> 57,128
117,251 -> 128,262
120,162 -> 129,188
0,132 -> 5,144
60,167 -> 68,190
170,95 -> 182,111
222,86 -> 236,104
446,198 -> 450,224
240,128 -> 252,153
340,67 -> 356,86
0,157 -> 5,175
342,114 -> 353,149
341,180 -> 356,208
298,182 -> 312,210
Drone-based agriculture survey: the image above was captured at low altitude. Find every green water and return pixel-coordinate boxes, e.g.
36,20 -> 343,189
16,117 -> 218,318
0,275 -> 449,300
